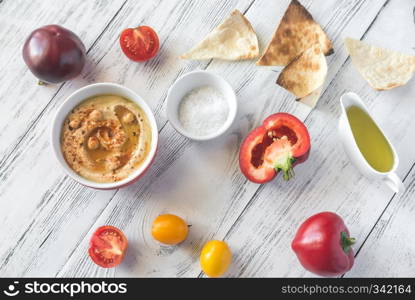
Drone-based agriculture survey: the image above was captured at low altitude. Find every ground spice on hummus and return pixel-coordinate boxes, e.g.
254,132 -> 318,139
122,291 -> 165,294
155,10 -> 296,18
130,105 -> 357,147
61,95 -> 152,183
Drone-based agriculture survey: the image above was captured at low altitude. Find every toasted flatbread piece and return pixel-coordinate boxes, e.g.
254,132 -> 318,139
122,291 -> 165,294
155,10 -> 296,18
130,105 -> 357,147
345,38 -> 415,90
298,85 -> 323,108
180,10 -> 259,60
277,43 -> 327,98
257,0 -> 333,66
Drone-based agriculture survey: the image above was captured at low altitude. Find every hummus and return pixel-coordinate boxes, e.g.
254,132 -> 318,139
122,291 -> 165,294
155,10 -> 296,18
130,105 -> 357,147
61,95 -> 152,183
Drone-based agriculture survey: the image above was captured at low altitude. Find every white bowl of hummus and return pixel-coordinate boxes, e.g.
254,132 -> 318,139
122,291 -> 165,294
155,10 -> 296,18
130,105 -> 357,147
51,83 -> 158,189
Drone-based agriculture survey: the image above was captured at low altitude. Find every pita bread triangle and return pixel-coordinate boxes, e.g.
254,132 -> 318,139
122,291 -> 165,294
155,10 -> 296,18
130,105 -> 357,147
180,10 -> 259,60
276,43 -> 327,99
257,0 -> 333,66
298,85 -> 323,108
345,37 -> 415,90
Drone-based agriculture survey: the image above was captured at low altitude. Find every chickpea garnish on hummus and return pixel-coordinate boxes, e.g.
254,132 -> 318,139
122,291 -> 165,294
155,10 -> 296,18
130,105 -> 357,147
61,95 -> 152,183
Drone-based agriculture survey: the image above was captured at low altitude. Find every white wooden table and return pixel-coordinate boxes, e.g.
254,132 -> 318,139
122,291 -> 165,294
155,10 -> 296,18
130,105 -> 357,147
1,0 -> 414,277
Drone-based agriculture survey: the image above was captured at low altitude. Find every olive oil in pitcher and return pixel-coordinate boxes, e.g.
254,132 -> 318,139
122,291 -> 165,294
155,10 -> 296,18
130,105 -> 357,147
346,105 -> 394,172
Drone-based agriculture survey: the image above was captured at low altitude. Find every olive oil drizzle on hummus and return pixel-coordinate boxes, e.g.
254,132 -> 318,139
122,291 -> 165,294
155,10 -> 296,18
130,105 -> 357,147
61,95 -> 151,183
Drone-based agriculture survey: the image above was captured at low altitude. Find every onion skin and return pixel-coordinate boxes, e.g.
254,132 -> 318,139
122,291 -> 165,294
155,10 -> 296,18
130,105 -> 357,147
22,25 -> 86,84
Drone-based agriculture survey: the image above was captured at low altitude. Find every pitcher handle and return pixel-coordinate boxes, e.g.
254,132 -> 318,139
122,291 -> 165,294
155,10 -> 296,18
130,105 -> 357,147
383,173 -> 405,194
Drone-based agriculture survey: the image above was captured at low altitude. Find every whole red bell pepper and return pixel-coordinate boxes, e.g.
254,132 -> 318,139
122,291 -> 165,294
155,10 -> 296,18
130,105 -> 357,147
239,113 -> 310,183
291,212 -> 355,277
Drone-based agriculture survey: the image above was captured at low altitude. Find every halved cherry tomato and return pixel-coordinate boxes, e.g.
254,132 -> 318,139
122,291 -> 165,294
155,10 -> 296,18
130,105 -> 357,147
88,225 -> 128,268
119,26 -> 159,62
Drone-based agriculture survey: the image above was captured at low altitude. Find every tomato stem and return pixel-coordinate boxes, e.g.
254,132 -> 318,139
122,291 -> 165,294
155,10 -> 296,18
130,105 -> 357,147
341,231 -> 356,253
38,80 -> 48,86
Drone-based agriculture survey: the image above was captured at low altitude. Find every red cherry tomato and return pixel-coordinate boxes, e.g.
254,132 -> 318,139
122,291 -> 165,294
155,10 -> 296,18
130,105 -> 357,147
119,26 -> 159,62
88,225 -> 128,268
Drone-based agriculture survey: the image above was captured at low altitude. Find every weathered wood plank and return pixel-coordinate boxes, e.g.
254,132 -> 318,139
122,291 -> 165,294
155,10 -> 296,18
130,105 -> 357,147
217,0 -> 415,277
0,0 -> 126,161
0,0 -> 254,276
344,165 -> 415,277
0,0 -> 129,277
3,0 -> 410,278
344,0 -> 415,277
55,0 -> 392,277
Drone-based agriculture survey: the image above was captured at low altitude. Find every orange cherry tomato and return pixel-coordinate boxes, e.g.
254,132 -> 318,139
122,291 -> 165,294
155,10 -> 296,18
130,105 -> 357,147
151,214 -> 189,245
200,240 -> 232,278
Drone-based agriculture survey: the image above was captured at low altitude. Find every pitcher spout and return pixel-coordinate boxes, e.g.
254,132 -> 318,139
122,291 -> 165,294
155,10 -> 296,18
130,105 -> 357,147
340,92 -> 366,111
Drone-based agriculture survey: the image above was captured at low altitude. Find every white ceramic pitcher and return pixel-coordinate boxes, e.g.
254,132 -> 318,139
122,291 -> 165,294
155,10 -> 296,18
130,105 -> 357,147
338,92 -> 405,194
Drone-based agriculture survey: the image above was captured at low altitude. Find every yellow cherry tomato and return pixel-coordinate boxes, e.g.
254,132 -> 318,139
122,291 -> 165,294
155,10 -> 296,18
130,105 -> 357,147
151,214 -> 189,245
200,240 -> 232,278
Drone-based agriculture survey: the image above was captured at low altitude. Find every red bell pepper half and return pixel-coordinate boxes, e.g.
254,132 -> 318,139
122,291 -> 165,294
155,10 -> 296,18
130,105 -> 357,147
291,212 -> 355,277
239,113 -> 310,183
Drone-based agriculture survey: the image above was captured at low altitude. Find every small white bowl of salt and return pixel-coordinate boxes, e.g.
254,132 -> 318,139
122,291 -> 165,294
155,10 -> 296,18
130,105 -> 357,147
166,70 -> 237,141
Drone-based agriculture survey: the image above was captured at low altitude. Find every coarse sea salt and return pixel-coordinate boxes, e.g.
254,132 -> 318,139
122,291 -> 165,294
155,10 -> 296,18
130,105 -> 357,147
178,85 -> 229,137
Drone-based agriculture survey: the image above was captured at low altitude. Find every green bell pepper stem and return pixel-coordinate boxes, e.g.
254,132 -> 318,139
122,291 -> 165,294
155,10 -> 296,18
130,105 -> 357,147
341,231 -> 356,253
274,153 -> 296,181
